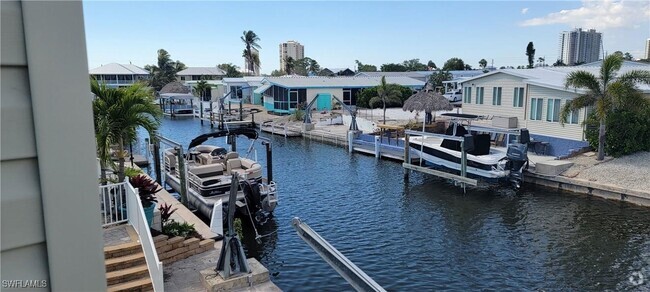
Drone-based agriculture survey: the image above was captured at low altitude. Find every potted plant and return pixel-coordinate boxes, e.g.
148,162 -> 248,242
129,175 -> 161,226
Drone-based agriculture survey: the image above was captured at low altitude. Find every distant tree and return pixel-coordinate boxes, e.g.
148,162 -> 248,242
293,58 -> 309,76
217,63 -> 243,77
428,69 -> 452,90
516,65 -> 524,69
561,54 -> 650,160
270,70 -> 285,76
370,76 -> 403,122
478,59 -> 488,69
284,57 -> 295,75
464,64 -> 473,70
355,60 -> 378,72
308,58 -> 321,75
241,30 -> 261,75
427,60 -> 437,70
402,59 -> 428,71
380,63 -> 408,72
624,52 -> 634,61
612,51 -> 624,59
499,66 -> 506,69
442,58 -> 465,71
193,79 -> 211,101
553,59 -> 566,67
537,57 -> 545,67
526,42 -> 536,68
144,49 -> 187,91
357,84 -> 412,108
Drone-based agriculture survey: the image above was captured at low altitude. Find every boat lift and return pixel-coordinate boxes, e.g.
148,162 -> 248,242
292,217 -> 386,292
152,134 -> 188,204
303,94 -> 359,131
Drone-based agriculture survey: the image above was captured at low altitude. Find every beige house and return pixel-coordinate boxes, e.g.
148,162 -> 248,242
460,61 -> 650,156
2,1 -> 106,290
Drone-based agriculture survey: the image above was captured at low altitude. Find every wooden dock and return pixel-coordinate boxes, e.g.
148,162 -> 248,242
353,144 -> 421,163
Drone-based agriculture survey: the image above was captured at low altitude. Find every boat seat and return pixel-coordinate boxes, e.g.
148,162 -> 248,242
198,153 -> 213,165
224,152 -> 239,161
164,152 -> 177,170
190,163 -> 224,178
241,159 -> 262,179
227,158 -> 244,176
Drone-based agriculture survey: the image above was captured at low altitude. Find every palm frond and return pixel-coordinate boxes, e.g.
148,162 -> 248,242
565,71 -> 601,94
601,54 -> 623,85
617,70 -> 650,86
559,94 -> 596,125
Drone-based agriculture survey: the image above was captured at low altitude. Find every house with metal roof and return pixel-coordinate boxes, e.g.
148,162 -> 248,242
255,76 -> 425,114
176,67 -> 226,81
89,63 -> 150,87
459,63 -> 650,157
320,67 -> 355,77
355,70 -> 486,82
222,77 -> 266,104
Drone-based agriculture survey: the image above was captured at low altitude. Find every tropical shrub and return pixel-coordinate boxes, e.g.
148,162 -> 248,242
162,220 -> 202,239
585,108 -> 650,157
124,167 -> 143,178
158,203 -> 177,224
357,84 -> 413,108
129,175 -> 161,208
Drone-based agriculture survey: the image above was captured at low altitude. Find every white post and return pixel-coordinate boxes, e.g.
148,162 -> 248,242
374,135 -> 380,158
347,131 -> 354,153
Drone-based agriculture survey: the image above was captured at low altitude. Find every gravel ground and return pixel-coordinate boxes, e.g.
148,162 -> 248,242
574,151 -> 650,191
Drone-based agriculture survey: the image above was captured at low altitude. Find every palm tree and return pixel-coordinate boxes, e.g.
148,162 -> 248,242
144,49 -> 186,91
241,30 -> 261,75
308,58 -> 321,75
370,76 -> 403,123
284,57 -> 295,75
194,79 -> 211,101
92,79 -> 162,182
560,54 -> 650,160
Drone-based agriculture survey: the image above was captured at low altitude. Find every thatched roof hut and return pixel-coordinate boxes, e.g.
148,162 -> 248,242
159,81 -> 191,94
402,82 -> 453,113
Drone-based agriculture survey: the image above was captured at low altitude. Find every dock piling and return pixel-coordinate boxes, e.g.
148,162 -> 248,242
374,135 -> 380,158
403,134 -> 410,180
347,131 -> 354,153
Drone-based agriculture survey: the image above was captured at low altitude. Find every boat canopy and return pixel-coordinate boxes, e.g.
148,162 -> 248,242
188,128 -> 259,150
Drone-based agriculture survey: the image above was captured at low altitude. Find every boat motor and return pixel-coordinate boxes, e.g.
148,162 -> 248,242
506,129 -> 530,189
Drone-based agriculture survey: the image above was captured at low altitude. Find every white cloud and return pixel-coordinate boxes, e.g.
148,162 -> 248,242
521,0 -> 650,30
521,8 -> 529,14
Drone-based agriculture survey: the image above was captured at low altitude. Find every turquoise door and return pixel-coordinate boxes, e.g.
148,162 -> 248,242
316,93 -> 332,111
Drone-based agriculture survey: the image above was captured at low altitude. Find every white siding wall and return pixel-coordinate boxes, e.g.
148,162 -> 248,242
525,85 -> 585,141
1,1 -> 106,290
461,73 -> 527,127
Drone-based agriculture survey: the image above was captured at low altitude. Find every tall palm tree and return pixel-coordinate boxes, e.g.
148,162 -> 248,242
560,54 -> 650,160
193,79 -> 211,101
92,79 -> 162,182
284,57 -> 295,75
370,76 -> 403,123
241,30 -> 261,75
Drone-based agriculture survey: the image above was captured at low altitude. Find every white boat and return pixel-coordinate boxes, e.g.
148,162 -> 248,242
408,113 -> 530,187
164,128 -> 278,224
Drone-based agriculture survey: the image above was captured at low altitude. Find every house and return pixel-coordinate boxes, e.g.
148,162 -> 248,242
3,1 -> 106,290
320,67 -> 355,76
459,62 -> 650,157
255,76 -> 425,114
355,70 -> 486,82
176,66 -> 226,81
222,76 -> 266,104
89,63 -> 150,87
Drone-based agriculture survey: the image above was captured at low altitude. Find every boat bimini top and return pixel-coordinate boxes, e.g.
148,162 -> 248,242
188,128 -> 259,150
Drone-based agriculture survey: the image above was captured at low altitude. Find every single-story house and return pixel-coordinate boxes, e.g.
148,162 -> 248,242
222,77 -> 266,104
355,70 -> 487,82
256,76 -> 425,114
89,63 -> 150,88
176,67 -> 226,81
459,61 -> 650,157
320,68 -> 355,77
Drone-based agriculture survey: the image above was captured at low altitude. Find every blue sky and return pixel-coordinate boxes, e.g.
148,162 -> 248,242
83,1 -> 650,74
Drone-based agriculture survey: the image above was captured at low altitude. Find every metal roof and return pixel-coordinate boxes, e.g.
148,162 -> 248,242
89,63 -> 149,75
176,67 -> 226,76
263,76 -> 425,88
355,70 -> 485,79
460,64 -> 650,93
253,84 -> 272,94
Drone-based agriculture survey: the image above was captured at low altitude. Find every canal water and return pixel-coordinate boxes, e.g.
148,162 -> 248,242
142,118 -> 650,291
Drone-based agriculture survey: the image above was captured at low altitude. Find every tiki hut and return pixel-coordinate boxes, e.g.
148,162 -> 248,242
402,82 -> 453,115
159,81 -> 191,94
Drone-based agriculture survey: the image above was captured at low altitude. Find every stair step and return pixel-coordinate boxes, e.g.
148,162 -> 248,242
105,252 -> 146,272
104,241 -> 142,259
106,264 -> 149,286
107,277 -> 152,292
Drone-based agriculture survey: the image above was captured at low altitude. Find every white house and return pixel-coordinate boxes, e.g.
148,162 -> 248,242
460,62 -> 650,156
176,66 -> 226,81
89,63 -> 150,87
222,76 -> 265,104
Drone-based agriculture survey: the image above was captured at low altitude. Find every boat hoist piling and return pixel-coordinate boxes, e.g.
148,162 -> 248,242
292,217 -> 386,292
154,134 -> 188,204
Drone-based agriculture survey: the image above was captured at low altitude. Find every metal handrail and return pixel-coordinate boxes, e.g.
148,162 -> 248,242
291,217 -> 386,292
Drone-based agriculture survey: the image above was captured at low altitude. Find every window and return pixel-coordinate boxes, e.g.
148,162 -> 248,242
513,87 -> 524,107
567,100 -> 580,124
492,87 -> 502,105
530,98 -> 543,120
475,87 -> 484,104
463,87 -> 472,103
546,99 -> 561,122
180,76 -> 186,81
343,88 -> 352,105
231,86 -> 242,99
289,89 -> 299,109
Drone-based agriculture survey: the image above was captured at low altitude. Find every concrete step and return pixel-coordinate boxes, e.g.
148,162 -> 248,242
105,252 -> 146,272
104,241 -> 142,259
106,264 -> 149,286
107,277 -> 152,292
535,160 -> 574,176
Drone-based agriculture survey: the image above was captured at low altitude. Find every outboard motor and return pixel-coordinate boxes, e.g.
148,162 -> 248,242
506,129 -> 530,189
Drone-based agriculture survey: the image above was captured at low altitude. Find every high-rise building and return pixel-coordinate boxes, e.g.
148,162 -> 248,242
279,41 -> 304,72
645,38 -> 650,60
558,28 -> 602,65
244,47 -> 260,76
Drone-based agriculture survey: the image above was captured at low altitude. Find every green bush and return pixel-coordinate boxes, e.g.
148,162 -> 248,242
162,220 -> 202,239
585,108 -> 650,157
357,84 -> 413,108
124,167 -> 143,178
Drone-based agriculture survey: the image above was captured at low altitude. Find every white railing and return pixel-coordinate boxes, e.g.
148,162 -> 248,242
124,181 -> 164,292
100,182 -> 128,227
99,181 -> 164,291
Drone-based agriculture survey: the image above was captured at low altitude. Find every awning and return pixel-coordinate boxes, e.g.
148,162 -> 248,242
253,84 -> 272,94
